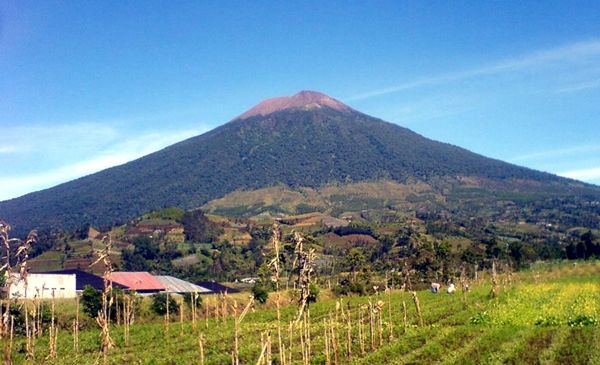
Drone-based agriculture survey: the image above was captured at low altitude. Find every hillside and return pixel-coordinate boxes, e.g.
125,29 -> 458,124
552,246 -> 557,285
1,91 -> 599,235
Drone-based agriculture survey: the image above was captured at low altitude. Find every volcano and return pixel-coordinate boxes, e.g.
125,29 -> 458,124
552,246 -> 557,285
1,90 -> 598,233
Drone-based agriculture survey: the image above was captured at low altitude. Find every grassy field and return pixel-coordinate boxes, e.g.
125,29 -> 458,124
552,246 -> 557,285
7,261 -> 600,364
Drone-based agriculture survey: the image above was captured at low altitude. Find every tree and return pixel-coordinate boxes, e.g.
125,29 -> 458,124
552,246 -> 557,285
346,248 -> 366,281
252,282 -> 269,304
181,209 -> 223,243
81,285 -> 102,318
151,293 -> 179,315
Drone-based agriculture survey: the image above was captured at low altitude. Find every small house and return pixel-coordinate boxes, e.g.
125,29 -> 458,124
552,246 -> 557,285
43,269 -> 126,292
8,273 -> 76,299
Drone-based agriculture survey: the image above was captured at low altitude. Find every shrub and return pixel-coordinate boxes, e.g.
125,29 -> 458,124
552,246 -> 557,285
182,292 -> 203,308
81,285 -> 102,318
252,283 -> 269,304
151,293 -> 180,315
567,314 -> 598,327
333,278 -> 366,296
307,283 -> 319,305
470,311 -> 491,325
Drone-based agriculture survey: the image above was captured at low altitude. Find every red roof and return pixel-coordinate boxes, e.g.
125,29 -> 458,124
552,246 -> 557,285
110,272 -> 164,291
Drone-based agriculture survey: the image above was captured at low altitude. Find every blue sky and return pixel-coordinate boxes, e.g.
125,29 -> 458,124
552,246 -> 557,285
1,1 -> 600,201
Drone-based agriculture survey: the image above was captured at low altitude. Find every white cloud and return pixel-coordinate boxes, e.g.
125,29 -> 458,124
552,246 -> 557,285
348,39 -> 600,101
0,146 -> 18,154
509,145 -> 600,163
0,127 -> 209,201
559,167 -> 600,181
555,78 -> 600,93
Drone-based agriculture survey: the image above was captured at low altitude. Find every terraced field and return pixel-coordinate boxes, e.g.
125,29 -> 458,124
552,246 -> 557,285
9,261 -> 600,364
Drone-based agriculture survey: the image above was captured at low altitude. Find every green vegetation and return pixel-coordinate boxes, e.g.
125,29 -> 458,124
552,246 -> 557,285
5,261 -> 600,364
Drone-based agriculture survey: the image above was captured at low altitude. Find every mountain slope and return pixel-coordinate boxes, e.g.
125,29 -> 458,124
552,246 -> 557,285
1,91 -> 598,234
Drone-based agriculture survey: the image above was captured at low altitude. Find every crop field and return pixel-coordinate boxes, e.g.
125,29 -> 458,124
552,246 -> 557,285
5,261 -> 600,365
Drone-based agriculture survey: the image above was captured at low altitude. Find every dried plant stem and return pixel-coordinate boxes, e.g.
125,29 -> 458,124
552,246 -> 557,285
346,312 -> 352,360
165,290 -> 170,334
490,260 -> 499,299
256,332 -> 270,365
358,307 -> 365,356
323,319 -> 330,365
191,291 -> 198,332
47,291 -> 58,359
411,291 -> 424,327
288,322 -> 293,365
402,300 -> 408,334
73,295 -> 80,353
205,303 -> 209,329
91,235 -> 115,365
330,315 -> 339,365
368,300 -> 375,350
198,333 -> 205,365
179,298 -> 184,337
377,306 -> 383,347
387,290 -> 394,342
267,224 -> 285,362
233,297 -> 254,365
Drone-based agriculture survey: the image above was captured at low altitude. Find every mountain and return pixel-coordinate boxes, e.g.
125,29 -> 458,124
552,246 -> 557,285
1,91 -> 599,234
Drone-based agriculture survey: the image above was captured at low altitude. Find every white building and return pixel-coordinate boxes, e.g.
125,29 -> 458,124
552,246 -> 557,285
8,273 -> 77,299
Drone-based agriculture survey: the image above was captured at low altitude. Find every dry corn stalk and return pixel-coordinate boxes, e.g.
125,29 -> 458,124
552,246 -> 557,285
402,300 -> 408,334
490,260 -> 498,299
323,318 -> 330,365
198,333 -> 205,365
16,229 -> 36,361
368,299 -> 375,350
411,291 -> 424,327
387,289 -> 394,342
292,232 -> 315,324
346,308 -> 352,360
47,289 -> 58,359
267,224 -> 285,365
123,293 -> 135,347
232,296 -> 254,365
358,305 -> 366,355
73,294 -> 80,353
91,235 -> 115,365
376,300 -> 384,347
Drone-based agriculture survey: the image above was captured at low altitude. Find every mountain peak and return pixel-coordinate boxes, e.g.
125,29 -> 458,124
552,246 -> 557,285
235,90 -> 353,120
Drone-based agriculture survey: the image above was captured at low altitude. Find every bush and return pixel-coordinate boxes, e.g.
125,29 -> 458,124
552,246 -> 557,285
81,285 -> 102,318
333,278 -> 366,296
567,314 -> 598,327
252,283 -> 269,304
151,293 -> 180,315
183,292 -> 203,308
307,283 -> 319,305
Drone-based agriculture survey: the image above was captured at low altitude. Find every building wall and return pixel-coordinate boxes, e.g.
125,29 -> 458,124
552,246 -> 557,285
9,274 -> 77,299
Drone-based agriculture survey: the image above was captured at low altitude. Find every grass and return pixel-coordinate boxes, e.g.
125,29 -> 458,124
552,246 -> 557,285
6,260 -> 600,364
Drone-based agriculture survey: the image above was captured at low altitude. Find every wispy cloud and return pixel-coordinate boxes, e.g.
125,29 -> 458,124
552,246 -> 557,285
0,146 -> 18,154
509,145 -> 600,163
559,167 -> 600,182
348,40 -> 600,101
0,126 -> 209,201
555,78 -> 600,93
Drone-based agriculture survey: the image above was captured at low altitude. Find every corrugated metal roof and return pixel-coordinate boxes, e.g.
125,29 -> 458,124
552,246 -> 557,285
110,272 -> 164,291
154,276 -> 211,293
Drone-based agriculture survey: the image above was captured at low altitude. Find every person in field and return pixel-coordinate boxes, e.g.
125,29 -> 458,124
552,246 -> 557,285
431,282 -> 441,293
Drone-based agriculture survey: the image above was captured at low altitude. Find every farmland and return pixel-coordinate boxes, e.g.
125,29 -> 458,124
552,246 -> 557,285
6,261 -> 600,365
